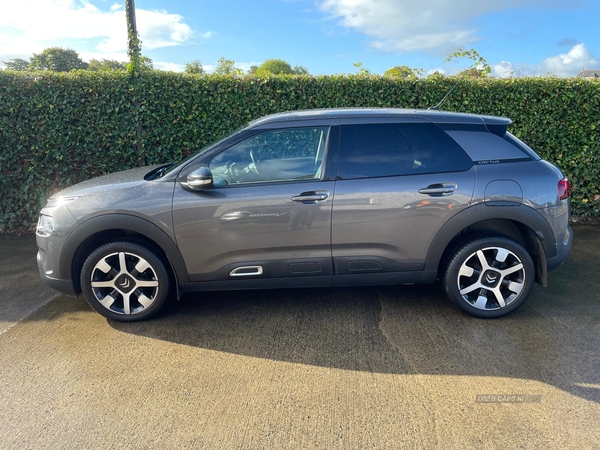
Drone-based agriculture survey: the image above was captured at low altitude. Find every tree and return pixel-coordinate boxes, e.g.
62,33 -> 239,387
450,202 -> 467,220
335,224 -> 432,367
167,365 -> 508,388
383,65 -> 424,79
257,59 -> 293,75
2,58 -> 30,71
140,56 -> 154,71
247,65 -> 258,75
456,67 -> 487,78
29,47 -> 88,71
88,59 -> 127,71
292,65 -> 309,75
253,60 -> 309,75
427,70 -> 445,78
214,57 -> 241,75
184,60 -> 205,74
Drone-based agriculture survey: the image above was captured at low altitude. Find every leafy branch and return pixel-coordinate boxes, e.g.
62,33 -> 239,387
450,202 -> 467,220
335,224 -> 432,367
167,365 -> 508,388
445,48 -> 491,76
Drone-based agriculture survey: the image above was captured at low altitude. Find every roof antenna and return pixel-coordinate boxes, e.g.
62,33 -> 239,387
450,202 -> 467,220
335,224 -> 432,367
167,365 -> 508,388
428,63 -> 475,111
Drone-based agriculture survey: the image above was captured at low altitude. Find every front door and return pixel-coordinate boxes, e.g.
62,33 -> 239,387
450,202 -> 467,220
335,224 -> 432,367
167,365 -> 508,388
173,126 -> 334,285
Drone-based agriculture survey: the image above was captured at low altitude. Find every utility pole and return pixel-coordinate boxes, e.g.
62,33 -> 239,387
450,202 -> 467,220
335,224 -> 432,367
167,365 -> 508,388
126,0 -> 138,39
125,0 -> 141,74
125,0 -> 144,166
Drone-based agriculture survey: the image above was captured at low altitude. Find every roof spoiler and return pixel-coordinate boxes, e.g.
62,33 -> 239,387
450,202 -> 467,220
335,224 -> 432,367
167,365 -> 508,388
481,116 -> 511,137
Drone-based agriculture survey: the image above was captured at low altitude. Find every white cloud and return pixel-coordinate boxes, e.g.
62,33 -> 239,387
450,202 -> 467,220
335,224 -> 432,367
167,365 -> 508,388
493,61 -> 515,78
135,8 -> 193,50
0,0 -> 201,64
539,43 -> 599,76
492,44 -> 599,78
317,0 -> 576,53
153,61 -> 185,72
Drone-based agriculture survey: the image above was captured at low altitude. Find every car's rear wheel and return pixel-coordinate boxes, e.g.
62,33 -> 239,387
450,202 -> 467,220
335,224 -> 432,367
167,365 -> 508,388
80,241 -> 171,321
443,236 -> 535,318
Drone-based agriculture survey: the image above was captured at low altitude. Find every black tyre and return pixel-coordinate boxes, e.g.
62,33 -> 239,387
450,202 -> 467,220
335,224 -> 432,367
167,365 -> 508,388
80,241 -> 171,321
443,236 -> 535,318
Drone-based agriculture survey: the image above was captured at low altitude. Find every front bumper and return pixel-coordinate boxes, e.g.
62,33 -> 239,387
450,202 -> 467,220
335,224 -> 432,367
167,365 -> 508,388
37,252 -> 78,297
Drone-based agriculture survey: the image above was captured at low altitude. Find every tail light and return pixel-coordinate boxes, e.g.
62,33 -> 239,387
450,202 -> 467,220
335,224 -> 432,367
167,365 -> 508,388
558,177 -> 570,200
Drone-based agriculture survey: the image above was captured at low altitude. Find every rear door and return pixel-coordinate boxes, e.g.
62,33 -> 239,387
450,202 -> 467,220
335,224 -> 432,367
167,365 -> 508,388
332,119 -> 475,277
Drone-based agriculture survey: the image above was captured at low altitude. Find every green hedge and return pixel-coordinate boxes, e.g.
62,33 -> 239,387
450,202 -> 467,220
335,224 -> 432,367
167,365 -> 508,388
1,71 -> 599,231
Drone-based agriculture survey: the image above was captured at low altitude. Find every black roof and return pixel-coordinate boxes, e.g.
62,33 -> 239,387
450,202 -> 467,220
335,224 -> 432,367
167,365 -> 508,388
249,108 -> 511,127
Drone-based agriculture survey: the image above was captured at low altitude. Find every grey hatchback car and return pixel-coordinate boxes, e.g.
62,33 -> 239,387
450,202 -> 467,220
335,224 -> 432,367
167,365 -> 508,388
36,108 -> 572,321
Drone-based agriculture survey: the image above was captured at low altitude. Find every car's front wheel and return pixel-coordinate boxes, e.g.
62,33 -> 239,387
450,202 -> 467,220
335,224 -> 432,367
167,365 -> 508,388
443,236 -> 535,318
80,241 -> 171,321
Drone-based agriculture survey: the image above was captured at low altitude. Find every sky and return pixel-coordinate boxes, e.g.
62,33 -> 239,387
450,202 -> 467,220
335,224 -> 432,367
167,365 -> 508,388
0,0 -> 599,77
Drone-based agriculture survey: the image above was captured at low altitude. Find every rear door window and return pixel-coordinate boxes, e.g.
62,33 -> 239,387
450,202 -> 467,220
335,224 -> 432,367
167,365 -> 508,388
337,123 -> 472,179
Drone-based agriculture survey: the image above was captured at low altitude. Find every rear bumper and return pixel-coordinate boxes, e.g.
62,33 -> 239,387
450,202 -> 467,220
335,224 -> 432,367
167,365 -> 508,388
547,225 -> 573,272
37,252 -> 78,297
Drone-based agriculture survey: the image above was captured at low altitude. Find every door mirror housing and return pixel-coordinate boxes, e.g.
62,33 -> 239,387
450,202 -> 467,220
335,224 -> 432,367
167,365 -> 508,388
182,166 -> 214,191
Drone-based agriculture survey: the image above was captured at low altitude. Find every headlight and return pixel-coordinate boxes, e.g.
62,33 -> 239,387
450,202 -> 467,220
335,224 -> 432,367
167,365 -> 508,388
45,196 -> 80,208
36,215 -> 54,237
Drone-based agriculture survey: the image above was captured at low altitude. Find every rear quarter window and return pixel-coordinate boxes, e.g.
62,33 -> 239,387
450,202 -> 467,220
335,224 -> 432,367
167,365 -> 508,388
504,132 -> 541,160
337,123 -> 473,179
445,130 -> 539,162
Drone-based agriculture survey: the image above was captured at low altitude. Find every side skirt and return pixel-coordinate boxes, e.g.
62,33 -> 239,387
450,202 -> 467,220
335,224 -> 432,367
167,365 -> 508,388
179,271 -> 438,293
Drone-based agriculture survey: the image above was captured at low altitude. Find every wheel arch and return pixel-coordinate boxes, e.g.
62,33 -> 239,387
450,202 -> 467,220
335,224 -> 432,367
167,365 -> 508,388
426,204 -> 553,285
61,214 -> 188,295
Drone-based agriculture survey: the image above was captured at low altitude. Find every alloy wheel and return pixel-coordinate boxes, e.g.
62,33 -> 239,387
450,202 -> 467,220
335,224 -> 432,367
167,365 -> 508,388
90,251 -> 160,315
456,246 -> 526,311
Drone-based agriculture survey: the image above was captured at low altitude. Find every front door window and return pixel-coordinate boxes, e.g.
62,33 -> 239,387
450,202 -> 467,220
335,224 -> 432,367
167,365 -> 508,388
209,127 -> 329,186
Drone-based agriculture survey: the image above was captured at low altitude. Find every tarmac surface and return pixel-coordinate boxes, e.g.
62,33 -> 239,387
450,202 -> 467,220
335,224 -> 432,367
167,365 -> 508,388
0,226 -> 599,449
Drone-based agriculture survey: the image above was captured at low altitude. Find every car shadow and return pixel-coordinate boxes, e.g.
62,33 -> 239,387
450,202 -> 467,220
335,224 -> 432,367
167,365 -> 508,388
110,272 -> 600,404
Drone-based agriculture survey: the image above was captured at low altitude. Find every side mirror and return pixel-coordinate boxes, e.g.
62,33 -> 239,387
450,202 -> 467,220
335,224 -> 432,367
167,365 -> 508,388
182,166 -> 214,191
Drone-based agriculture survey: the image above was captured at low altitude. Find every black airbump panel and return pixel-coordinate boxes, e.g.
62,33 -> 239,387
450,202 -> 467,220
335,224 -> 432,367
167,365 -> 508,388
289,262 -> 323,274
348,261 -> 383,272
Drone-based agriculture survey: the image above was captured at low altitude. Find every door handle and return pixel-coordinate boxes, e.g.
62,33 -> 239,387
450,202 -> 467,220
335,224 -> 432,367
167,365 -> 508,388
291,191 -> 329,203
418,183 -> 457,196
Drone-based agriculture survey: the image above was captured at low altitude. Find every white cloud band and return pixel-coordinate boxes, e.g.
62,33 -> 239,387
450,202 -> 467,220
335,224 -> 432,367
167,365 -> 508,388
318,0 -> 579,54
0,0 -> 200,63
493,44 -> 599,78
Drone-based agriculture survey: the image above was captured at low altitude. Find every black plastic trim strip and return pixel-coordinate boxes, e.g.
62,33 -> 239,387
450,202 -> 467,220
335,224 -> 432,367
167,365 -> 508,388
189,257 -> 334,282
180,270 -> 439,293
438,123 -> 488,132
323,125 -> 340,181
333,256 -> 423,275
332,271 -> 437,286
60,214 -> 189,288
424,203 -> 557,273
